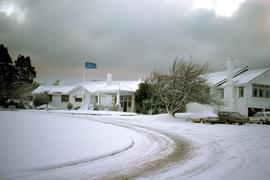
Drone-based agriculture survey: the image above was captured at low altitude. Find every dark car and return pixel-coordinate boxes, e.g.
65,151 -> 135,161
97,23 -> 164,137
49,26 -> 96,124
218,111 -> 248,125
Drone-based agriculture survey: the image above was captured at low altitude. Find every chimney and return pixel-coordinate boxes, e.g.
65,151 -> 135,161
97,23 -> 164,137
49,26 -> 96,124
107,73 -> 112,85
225,58 -> 235,112
227,58 -> 234,85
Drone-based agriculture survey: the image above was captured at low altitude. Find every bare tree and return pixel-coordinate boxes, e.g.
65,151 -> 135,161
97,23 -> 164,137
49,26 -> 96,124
147,58 -> 215,116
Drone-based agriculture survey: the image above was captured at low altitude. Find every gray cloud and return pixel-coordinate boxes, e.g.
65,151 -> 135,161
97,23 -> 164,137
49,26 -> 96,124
1,0 -> 270,84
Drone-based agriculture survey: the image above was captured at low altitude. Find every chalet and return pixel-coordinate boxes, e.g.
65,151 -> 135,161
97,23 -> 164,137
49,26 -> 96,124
206,59 -> 270,117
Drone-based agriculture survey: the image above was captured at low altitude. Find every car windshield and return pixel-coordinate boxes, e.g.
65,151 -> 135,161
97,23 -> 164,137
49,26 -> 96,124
231,112 -> 241,117
253,113 -> 262,117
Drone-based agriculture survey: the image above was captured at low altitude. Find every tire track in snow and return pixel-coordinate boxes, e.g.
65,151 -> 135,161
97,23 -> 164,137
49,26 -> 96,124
86,119 -> 192,179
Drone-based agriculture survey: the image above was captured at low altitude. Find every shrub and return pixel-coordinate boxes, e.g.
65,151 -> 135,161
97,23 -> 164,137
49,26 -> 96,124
66,103 -> 73,110
33,93 -> 49,107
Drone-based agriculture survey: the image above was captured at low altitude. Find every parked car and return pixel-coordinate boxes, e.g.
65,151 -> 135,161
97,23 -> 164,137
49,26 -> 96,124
217,111 -> 248,125
191,118 -> 202,123
249,112 -> 270,124
204,116 -> 220,124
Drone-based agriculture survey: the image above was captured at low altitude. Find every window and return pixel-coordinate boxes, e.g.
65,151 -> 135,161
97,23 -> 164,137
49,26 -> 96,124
49,95 -> 52,102
253,84 -> 270,98
253,88 -> 258,97
120,96 -> 132,108
111,96 -> 116,105
95,96 -> 98,103
61,95 -> 69,102
239,87 -> 244,97
256,112 -> 263,117
265,87 -> 270,98
220,89 -> 224,99
205,87 -> 210,95
259,88 -> 264,98
75,98 -> 82,102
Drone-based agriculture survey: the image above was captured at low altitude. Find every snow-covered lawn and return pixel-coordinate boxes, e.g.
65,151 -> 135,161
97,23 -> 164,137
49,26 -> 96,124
0,111 -> 134,179
1,110 -> 270,180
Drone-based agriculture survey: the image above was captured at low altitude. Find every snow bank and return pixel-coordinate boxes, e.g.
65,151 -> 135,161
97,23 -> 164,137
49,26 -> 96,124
36,104 -> 59,110
173,103 -> 217,121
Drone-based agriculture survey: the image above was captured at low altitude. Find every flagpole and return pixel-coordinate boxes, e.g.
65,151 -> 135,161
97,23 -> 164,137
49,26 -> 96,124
82,62 -> 96,110
82,63 -> 86,108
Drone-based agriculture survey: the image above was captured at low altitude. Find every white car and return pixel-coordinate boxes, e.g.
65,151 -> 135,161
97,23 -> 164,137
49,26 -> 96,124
249,112 -> 270,124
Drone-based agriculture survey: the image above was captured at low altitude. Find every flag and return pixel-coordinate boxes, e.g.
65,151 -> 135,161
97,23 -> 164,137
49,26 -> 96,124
85,62 -> 97,69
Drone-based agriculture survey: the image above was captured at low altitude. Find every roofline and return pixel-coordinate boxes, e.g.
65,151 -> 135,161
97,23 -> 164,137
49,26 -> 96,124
66,85 -> 83,95
245,68 -> 270,85
78,85 -> 92,95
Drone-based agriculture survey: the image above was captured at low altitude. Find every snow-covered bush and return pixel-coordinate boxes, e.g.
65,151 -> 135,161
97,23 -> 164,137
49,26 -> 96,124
73,105 -> 80,110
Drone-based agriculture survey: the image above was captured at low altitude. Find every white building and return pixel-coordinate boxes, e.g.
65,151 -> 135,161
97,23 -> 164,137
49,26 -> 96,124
32,74 -> 141,112
206,59 -> 270,116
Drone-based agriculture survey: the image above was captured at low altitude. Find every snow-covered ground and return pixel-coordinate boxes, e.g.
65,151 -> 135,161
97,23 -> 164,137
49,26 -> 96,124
0,111 -> 134,179
1,110 -> 270,180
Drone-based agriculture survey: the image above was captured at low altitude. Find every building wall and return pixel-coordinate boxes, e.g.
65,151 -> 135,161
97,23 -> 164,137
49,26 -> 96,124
50,94 -> 67,109
44,89 -> 136,112
223,85 -> 236,111
209,69 -> 270,116
235,86 -> 248,116
100,94 -> 112,106
246,72 -> 270,113
48,87 -> 84,109
235,71 -> 270,116
69,87 -> 83,108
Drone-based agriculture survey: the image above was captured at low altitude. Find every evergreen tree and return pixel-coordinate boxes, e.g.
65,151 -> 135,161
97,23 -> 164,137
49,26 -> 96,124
0,44 -> 12,64
0,44 -> 16,105
135,81 -> 167,114
14,55 -> 36,84
135,82 -> 152,113
0,44 -> 37,106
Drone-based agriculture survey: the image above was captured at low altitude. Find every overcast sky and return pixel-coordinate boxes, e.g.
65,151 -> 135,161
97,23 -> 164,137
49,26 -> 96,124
1,0 -> 270,85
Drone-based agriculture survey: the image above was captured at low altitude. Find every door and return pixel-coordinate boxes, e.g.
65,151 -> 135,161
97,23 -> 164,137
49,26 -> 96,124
123,101 -> 127,112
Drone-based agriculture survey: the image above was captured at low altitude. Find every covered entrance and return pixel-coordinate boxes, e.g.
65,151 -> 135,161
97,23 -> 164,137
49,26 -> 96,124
120,96 -> 132,112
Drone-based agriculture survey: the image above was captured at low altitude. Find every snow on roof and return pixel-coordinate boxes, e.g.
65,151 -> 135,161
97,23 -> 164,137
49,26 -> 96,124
81,81 -> 140,93
32,80 -> 141,95
205,67 -> 248,86
32,85 -> 77,94
205,71 -> 228,86
221,68 -> 270,86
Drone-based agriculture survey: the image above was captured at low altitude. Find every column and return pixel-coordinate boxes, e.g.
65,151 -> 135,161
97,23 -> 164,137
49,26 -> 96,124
116,91 -> 121,111
98,92 -> 101,105
131,94 -> 135,112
